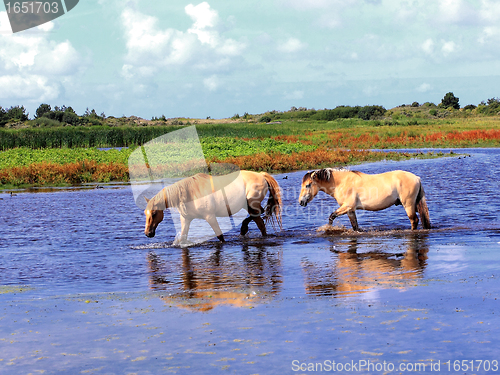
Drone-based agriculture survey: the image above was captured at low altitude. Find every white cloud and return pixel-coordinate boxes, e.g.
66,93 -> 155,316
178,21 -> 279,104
284,90 -> 304,100
318,14 -> 343,29
421,38 -> 457,57
441,41 -> 456,56
186,2 -> 219,47
203,74 -> 219,91
479,0 -> 500,23
203,74 -> 220,91
0,75 -> 59,101
478,26 -> 500,44
281,0 -> 359,28
421,39 -> 434,55
278,37 -> 306,53
121,8 -> 196,66
282,0 -> 357,11
282,0 -> 333,10
417,83 -> 431,93
362,85 -> 377,96
121,2 -> 246,81
32,41 -> 80,75
438,0 -> 476,24
0,11 -> 82,102
394,3 -> 418,24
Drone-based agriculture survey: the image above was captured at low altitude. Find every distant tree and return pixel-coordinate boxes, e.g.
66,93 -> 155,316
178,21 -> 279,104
36,103 -> 52,118
62,110 -> 79,125
0,106 -> 7,127
477,97 -> 500,115
440,92 -> 460,109
83,107 -> 103,120
7,105 -> 29,121
411,101 -> 420,107
463,104 -> 476,111
0,105 -> 29,125
487,97 -> 500,106
54,105 -> 67,112
357,105 -> 387,120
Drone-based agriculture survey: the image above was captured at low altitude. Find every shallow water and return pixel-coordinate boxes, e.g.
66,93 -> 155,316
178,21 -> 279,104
1,148 -> 500,374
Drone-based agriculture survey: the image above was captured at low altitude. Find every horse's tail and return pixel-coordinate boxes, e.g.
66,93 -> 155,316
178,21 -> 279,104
416,181 -> 431,229
261,172 -> 283,231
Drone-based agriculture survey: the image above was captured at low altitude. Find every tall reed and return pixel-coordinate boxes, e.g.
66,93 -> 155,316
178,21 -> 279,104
0,126 -> 178,150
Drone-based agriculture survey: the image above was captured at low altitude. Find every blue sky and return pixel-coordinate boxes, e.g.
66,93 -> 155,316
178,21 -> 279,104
1,0 -> 500,119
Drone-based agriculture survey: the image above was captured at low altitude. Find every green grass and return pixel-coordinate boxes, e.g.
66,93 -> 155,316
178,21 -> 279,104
0,137 -> 315,170
1,114 -> 498,188
200,137 -> 315,159
0,147 -> 135,169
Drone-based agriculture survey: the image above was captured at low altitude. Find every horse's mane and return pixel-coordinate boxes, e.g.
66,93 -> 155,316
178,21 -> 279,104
147,174 -> 209,210
308,167 -> 361,182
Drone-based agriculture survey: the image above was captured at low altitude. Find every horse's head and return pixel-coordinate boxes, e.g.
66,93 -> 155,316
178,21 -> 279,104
144,197 -> 164,238
299,171 -> 320,207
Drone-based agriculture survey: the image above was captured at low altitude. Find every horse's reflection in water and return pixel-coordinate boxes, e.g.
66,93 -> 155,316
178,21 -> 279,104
301,234 -> 429,296
147,245 -> 283,311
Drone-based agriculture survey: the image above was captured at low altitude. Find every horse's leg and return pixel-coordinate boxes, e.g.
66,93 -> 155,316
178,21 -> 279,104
205,215 -> 225,242
347,211 -> 359,231
247,205 -> 267,236
241,199 -> 266,236
240,216 -> 252,236
253,216 -> 267,236
403,203 -> 419,230
328,204 -> 353,225
174,216 -> 192,246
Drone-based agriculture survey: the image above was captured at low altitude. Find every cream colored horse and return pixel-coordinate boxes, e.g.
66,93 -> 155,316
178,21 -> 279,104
144,170 -> 282,245
299,168 -> 430,230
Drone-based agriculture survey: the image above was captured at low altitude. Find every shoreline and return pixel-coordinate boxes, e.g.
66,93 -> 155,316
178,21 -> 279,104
0,148 -> 469,191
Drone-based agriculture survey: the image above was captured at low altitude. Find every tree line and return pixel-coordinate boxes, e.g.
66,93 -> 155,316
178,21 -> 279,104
0,104 -> 105,128
1,93 -> 500,128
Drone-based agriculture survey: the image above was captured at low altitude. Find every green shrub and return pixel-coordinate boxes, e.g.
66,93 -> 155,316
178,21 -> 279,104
0,105 -> 29,126
477,98 -> 500,115
357,105 -> 386,120
463,104 -> 477,111
35,104 -> 51,119
30,117 -> 64,128
440,92 -> 460,109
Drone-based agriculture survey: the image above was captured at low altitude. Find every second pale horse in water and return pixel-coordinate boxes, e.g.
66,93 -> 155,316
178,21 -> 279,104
144,170 -> 282,245
299,168 -> 431,230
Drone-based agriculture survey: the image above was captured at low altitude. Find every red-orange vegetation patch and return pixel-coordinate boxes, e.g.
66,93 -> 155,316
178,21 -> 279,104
326,129 -> 500,148
213,148 -> 406,172
0,160 -> 129,186
271,135 -> 313,145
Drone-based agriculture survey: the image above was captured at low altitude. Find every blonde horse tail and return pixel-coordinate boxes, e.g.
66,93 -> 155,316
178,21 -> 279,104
261,172 -> 283,231
416,182 -> 431,229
